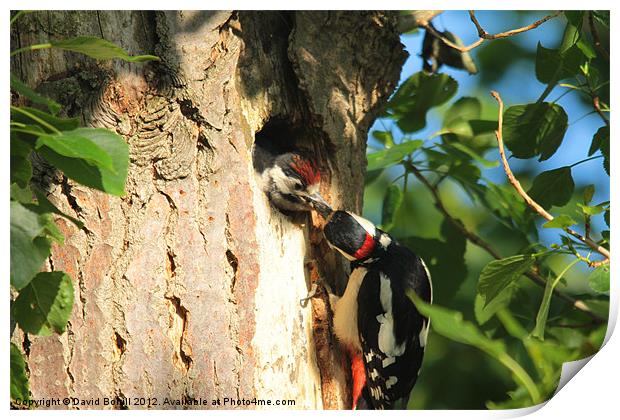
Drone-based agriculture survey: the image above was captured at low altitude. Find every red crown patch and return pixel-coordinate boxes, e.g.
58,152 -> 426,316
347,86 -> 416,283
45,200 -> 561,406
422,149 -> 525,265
290,155 -> 321,186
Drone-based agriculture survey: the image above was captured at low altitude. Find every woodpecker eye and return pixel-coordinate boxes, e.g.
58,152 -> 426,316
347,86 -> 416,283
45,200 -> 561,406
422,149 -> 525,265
294,183 -> 304,191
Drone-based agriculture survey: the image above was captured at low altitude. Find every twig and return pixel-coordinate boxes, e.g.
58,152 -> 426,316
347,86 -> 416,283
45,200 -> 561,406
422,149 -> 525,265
588,11 -> 610,62
409,164 -> 501,260
397,10 -> 443,33
592,96 -> 610,127
470,10 -> 561,40
589,258 -> 610,268
490,91 -> 610,261
422,24 -> 483,53
424,10 -> 560,53
407,164 -> 604,323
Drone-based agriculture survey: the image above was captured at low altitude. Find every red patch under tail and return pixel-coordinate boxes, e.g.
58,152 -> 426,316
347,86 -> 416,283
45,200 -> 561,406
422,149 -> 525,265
350,352 -> 366,410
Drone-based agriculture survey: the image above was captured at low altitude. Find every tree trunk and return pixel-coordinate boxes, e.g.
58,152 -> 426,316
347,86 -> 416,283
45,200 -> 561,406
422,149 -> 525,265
11,11 -> 405,409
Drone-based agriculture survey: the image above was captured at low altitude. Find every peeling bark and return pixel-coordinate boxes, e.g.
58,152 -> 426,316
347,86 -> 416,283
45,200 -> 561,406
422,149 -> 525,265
11,11 -> 405,409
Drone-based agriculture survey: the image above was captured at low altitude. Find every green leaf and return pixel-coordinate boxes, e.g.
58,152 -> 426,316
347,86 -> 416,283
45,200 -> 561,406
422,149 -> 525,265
39,214 -> 64,245
443,97 -> 481,128
388,72 -> 457,133
11,145 -> 32,189
38,128 -> 129,196
604,209 -> 610,227
478,255 -> 536,307
36,129 -> 115,171
366,140 -> 423,171
11,74 -> 61,114
365,169 -> 384,185
576,38 -> 597,60
450,162 -> 481,185
402,219 -> 467,304
10,343 -> 29,401
479,182 -> 536,236
410,294 -> 503,354
439,142 -> 499,168
564,11 -> 584,30
371,130 -> 394,147
474,285 -> 517,326
527,167 -> 574,210
468,119 -> 498,136
11,106 -> 80,134
51,36 -> 159,62
30,189 -> 84,229
381,184 -> 403,231
576,203 -> 605,217
535,43 -> 587,84
13,271 -> 74,336
589,126 -> 609,156
11,183 -> 33,204
408,293 -> 541,404
588,265 -> 610,293
10,201 -> 52,290
599,128 -> 610,175
601,230 -> 610,243
503,103 -> 568,161
542,214 -> 577,229
532,259 -> 579,340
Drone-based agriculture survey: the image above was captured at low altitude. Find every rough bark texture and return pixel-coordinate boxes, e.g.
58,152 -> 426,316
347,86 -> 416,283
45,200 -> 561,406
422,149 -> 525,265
11,11 -> 405,409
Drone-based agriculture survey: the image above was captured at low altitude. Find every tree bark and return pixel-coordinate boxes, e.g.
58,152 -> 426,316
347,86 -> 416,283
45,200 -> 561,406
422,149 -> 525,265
11,11 -> 405,409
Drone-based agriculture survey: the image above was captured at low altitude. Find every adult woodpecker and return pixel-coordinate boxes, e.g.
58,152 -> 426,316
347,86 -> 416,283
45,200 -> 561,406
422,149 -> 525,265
323,210 -> 432,410
253,143 -> 331,215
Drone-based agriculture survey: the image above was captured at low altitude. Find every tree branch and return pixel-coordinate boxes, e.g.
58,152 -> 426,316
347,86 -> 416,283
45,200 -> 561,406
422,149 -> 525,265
408,164 -> 501,260
425,10 -> 560,53
588,11 -> 610,62
490,90 -> 610,261
407,164 -> 604,323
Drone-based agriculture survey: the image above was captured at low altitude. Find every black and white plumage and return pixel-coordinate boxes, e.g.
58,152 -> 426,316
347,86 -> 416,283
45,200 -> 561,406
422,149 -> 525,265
253,142 -> 331,216
324,210 -> 432,410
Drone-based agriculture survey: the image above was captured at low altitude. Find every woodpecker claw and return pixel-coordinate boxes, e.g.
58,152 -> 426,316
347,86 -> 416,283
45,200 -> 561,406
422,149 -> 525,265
300,283 -> 319,307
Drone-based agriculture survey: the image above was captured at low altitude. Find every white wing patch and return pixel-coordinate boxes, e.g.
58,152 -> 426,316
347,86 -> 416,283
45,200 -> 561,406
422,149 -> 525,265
419,320 -> 429,348
418,257 -> 432,348
350,212 -> 376,237
382,356 -> 396,368
377,273 -> 406,357
419,257 -> 433,304
385,376 -> 398,389
379,234 -> 392,250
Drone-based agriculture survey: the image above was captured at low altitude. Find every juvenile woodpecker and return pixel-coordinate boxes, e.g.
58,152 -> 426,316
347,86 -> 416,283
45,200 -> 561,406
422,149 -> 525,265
323,210 -> 432,410
253,143 -> 331,215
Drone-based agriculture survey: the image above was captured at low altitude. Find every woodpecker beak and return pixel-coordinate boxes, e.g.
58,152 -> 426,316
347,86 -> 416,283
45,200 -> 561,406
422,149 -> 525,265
305,193 -> 333,218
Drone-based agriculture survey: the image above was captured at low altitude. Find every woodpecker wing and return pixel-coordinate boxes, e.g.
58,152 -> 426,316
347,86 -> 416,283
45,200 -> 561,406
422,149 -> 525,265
356,247 -> 432,409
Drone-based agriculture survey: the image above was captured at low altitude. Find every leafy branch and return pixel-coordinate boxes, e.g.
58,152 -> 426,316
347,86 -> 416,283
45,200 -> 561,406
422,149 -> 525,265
490,90 -> 610,262
407,163 -> 604,324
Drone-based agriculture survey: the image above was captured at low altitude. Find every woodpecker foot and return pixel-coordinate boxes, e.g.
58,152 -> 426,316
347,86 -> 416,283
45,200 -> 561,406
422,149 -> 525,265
300,283 -> 319,307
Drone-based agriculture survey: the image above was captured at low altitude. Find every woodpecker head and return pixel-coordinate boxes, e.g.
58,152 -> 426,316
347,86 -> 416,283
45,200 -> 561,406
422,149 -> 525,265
264,153 -> 332,216
323,210 -> 392,262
